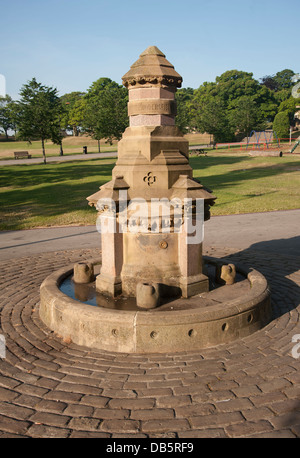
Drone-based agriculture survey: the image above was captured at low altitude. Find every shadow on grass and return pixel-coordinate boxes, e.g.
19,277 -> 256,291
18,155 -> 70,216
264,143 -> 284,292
0,159 -> 116,188
189,155 -> 248,171
192,158 -> 300,192
0,159 -> 116,229
1,155 -> 299,229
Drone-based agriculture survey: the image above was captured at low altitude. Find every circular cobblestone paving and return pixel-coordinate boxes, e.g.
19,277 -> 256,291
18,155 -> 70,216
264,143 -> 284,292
0,247 -> 299,438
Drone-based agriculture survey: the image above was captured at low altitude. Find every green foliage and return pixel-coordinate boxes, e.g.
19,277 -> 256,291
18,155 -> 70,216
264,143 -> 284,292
189,88 -> 234,142
183,67 -> 298,142
0,95 -> 21,140
17,78 -> 63,163
215,70 -> 258,103
260,69 -> 295,92
278,97 -> 299,124
227,96 -> 266,138
10,66 -> 298,148
189,71 -> 276,142
273,69 -> 295,90
273,111 -> 290,139
0,95 -> 14,139
83,78 -> 128,147
260,75 -> 279,91
68,98 -> 86,135
175,87 -> 194,133
60,91 -> 86,136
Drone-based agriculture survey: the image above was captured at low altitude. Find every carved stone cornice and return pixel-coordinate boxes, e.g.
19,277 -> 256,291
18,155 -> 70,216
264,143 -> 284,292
123,75 -> 182,90
122,46 -> 183,90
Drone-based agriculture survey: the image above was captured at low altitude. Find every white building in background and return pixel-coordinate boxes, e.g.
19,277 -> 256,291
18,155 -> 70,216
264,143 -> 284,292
0,74 -> 6,97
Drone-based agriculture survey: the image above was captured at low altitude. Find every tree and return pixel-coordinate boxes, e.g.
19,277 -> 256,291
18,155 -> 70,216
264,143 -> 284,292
175,87 -> 194,133
260,75 -> 279,92
68,98 -> 86,136
280,95 -> 298,112
215,70 -> 260,104
60,91 -> 86,136
0,96 -> 21,140
17,78 -> 63,164
189,83 -> 234,142
260,70 -> 295,92
273,69 -> 295,90
199,97 -> 234,142
0,95 -> 19,140
83,78 -> 128,152
228,96 -> 266,139
0,95 -> 13,140
278,97 -> 299,124
273,111 -> 290,139
251,85 -> 278,122
189,69 -> 281,142
7,100 -> 20,139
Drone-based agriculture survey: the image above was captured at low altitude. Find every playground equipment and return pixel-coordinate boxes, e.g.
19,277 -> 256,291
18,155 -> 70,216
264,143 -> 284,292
290,137 -> 300,153
246,130 -> 280,150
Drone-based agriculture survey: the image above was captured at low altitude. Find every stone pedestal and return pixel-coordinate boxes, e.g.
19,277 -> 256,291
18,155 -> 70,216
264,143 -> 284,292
87,46 -> 216,300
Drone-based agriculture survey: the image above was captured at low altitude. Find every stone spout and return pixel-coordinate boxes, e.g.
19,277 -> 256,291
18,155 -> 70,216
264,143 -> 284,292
73,262 -> 94,284
136,282 -> 160,309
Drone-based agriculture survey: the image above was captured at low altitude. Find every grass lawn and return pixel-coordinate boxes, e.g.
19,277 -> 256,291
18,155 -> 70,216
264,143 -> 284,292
0,153 -> 299,231
190,153 -> 300,215
0,137 -> 118,160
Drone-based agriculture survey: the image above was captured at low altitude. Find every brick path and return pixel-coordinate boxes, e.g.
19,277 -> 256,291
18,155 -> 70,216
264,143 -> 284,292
0,246 -> 299,438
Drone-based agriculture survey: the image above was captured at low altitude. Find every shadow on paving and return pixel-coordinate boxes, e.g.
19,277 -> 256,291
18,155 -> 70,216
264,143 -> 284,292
214,235 -> 300,321
0,229 -> 99,251
213,236 -> 300,433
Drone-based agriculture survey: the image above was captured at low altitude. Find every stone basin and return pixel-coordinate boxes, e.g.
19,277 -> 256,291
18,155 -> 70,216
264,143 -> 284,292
39,257 -> 271,353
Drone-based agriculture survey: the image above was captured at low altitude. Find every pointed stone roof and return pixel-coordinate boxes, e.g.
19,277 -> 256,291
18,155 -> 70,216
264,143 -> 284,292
140,46 -> 165,57
122,46 -> 182,90
171,175 -> 216,205
86,176 -> 130,208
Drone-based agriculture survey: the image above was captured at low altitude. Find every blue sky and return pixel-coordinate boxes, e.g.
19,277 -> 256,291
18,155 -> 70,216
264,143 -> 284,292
1,0 -> 298,100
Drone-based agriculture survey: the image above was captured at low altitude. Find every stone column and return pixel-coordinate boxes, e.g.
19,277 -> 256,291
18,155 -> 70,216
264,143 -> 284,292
178,218 -> 208,297
128,87 -> 176,127
95,213 -> 123,297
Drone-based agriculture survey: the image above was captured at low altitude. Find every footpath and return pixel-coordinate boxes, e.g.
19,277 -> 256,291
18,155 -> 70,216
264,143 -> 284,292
0,210 -> 299,260
0,151 -> 118,166
0,144 -> 208,166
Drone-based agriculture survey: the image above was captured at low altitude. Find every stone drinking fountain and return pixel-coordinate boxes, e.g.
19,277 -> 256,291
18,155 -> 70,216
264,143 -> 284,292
39,46 -> 271,353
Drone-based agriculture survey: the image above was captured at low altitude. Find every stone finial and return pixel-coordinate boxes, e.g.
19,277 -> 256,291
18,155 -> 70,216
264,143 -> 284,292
122,46 -> 182,127
122,45 -> 182,90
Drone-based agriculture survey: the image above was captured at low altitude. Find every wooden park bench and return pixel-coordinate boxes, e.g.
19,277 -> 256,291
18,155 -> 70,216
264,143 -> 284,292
14,151 -> 32,160
193,148 -> 207,156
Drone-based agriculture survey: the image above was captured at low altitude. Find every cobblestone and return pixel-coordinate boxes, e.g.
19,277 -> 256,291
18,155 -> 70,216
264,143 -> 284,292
0,246 -> 299,437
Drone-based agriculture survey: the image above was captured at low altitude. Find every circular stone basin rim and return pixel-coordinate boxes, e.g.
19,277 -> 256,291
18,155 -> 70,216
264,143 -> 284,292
39,257 -> 271,353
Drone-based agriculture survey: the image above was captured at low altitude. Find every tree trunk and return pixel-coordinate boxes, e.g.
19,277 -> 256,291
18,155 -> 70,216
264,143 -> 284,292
60,141 -> 63,156
41,138 -> 46,164
98,139 -> 101,153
